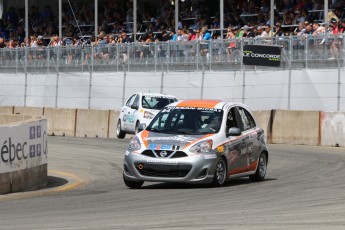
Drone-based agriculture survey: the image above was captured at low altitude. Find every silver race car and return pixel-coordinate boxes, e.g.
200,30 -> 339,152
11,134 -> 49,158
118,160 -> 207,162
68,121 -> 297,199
123,99 -> 269,188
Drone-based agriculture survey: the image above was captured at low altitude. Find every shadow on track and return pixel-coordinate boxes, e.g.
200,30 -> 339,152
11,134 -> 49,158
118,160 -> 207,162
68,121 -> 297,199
139,178 -> 277,190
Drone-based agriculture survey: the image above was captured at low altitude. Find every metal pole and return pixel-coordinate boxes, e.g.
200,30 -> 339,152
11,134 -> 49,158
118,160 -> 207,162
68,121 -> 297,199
337,58 -> 341,111
324,0 -> 328,24
133,0 -> 137,42
59,0 -> 62,39
88,71 -> 93,109
95,0 -> 98,40
175,0 -> 178,34
270,0 -> 274,32
24,0 -> 28,107
220,0 -> 224,39
25,0 -> 28,47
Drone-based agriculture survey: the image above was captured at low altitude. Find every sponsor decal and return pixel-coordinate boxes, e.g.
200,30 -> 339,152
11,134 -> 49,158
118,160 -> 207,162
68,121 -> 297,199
148,144 -> 180,150
204,154 -> 217,159
1,138 -> 28,162
249,132 -> 258,139
240,143 -> 254,155
0,121 -> 47,173
217,146 -> 224,153
161,107 -> 222,113
145,135 -> 197,143
123,114 -> 135,123
146,159 -> 178,164
243,45 -> 281,67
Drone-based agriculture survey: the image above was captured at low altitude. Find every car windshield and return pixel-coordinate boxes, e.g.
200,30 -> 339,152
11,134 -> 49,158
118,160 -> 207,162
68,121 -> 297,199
142,96 -> 177,110
146,107 -> 224,135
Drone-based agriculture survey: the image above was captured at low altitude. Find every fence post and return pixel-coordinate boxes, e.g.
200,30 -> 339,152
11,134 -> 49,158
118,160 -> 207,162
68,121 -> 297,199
122,68 -> 127,107
288,36 -> 292,110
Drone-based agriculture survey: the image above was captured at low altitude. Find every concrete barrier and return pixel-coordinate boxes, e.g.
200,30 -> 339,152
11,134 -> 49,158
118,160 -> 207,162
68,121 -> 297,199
0,114 -> 48,194
0,106 -> 14,114
14,107 -> 44,116
44,108 -> 76,137
271,110 -> 320,145
75,109 -> 110,138
1,106 -> 344,147
321,112 -> 345,147
252,110 -> 271,143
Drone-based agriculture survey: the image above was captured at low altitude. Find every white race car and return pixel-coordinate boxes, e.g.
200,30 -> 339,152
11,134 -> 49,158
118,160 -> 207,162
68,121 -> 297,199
116,92 -> 178,138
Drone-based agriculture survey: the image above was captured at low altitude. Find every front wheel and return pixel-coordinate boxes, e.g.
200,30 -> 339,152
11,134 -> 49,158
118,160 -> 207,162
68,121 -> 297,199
212,158 -> 227,187
249,152 -> 267,182
135,121 -> 140,135
123,174 -> 144,189
116,120 -> 126,139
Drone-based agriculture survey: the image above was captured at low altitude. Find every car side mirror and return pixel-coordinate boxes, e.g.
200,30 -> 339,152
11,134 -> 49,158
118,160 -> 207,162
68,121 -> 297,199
137,123 -> 146,133
131,104 -> 138,110
226,127 -> 241,137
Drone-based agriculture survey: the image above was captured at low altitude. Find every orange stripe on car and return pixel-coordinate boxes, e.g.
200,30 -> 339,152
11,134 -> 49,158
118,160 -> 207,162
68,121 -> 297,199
177,100 -> 222,108
141,130 -> 150,148
182,134 -> 214,150
229,160 -> 258,175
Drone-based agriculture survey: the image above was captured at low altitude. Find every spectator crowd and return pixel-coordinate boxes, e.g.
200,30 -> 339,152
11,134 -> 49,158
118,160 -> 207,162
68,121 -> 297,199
0,0 -> 345,50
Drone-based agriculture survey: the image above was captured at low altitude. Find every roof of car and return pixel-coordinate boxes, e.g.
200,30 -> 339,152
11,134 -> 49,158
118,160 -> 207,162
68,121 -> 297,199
168,99 -> 233,109
140,92 -> 177,99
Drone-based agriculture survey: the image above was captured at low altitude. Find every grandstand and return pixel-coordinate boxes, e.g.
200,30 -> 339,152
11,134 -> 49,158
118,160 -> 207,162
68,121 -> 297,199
0,1 -> 344,113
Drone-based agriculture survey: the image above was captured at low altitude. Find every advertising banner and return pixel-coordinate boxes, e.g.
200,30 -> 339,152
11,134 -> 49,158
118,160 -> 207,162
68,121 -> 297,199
0,119 -> 47,173
243,45 -> 281,67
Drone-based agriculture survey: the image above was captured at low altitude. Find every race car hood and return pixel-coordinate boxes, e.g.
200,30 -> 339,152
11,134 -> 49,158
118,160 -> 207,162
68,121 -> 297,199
140,130 -> 213,151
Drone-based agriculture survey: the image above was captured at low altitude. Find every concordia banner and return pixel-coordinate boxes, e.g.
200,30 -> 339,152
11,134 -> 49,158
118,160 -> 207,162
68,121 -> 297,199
0,119 -> 48,173
243,45 -> 282,67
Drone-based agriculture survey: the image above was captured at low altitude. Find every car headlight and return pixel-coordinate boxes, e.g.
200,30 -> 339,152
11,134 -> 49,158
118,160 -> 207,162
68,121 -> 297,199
190,140 -> 213,154
143,111 -> 155,119
127,136 -> 141,151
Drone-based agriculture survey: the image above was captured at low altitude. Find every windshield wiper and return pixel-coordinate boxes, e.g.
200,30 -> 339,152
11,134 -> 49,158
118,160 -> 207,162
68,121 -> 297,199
176,129 -> 196,135
146,128 -> 162,132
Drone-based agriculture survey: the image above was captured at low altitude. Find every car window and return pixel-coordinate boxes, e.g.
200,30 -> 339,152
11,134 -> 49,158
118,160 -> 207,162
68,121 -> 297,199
237,107 -> 256,131
147,107 -> 223,134
133,95 -> 140,108
226,107 -> 238,130
125,94 -> 137,107
142,96 -> 177,110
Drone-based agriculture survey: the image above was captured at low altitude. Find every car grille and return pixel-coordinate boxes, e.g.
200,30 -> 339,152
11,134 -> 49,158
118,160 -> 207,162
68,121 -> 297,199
136,163 -> 192,178
141,150 -> 188,158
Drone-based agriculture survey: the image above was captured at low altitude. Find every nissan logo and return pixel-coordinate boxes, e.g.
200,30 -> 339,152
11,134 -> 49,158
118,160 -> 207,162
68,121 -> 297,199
160,151 -> 168,157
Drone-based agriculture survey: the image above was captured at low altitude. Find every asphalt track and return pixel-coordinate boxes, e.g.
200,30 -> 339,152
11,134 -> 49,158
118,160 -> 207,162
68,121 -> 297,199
1,136 -> 345,230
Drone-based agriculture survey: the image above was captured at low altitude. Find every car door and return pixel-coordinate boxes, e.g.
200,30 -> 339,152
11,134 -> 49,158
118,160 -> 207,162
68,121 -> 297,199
121,94 -> 137,131
126,94 -> 140,132
236,106 -> 259,173
225,106 -> 248,176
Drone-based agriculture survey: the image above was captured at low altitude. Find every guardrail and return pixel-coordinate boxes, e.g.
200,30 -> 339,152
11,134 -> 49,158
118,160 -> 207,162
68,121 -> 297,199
0,34 -> 344,73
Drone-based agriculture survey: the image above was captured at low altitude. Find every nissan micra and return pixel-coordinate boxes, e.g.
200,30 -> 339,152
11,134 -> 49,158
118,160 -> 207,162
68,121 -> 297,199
123,99 -> 268,188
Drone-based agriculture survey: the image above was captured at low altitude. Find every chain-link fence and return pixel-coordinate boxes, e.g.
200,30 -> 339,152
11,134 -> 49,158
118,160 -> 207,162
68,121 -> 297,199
1,34 -> 345,74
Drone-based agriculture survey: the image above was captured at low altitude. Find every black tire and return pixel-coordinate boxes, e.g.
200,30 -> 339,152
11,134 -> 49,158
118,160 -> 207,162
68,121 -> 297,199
116,120 -> 126,139
249,152 -> 267,182
135,121 -> 140,135
123,174 -> 144,189
212,158 -> 227,187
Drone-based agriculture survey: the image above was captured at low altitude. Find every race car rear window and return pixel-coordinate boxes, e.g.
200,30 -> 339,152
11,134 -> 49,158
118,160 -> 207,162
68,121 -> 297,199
142,96 -> 177,110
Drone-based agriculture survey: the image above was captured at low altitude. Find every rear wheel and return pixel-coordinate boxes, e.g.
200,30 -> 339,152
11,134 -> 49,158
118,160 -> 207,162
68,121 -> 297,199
123,174 -> 144,189
249,152 -> 267,182
116,120 -> 126,139
212,158 -> 227,186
